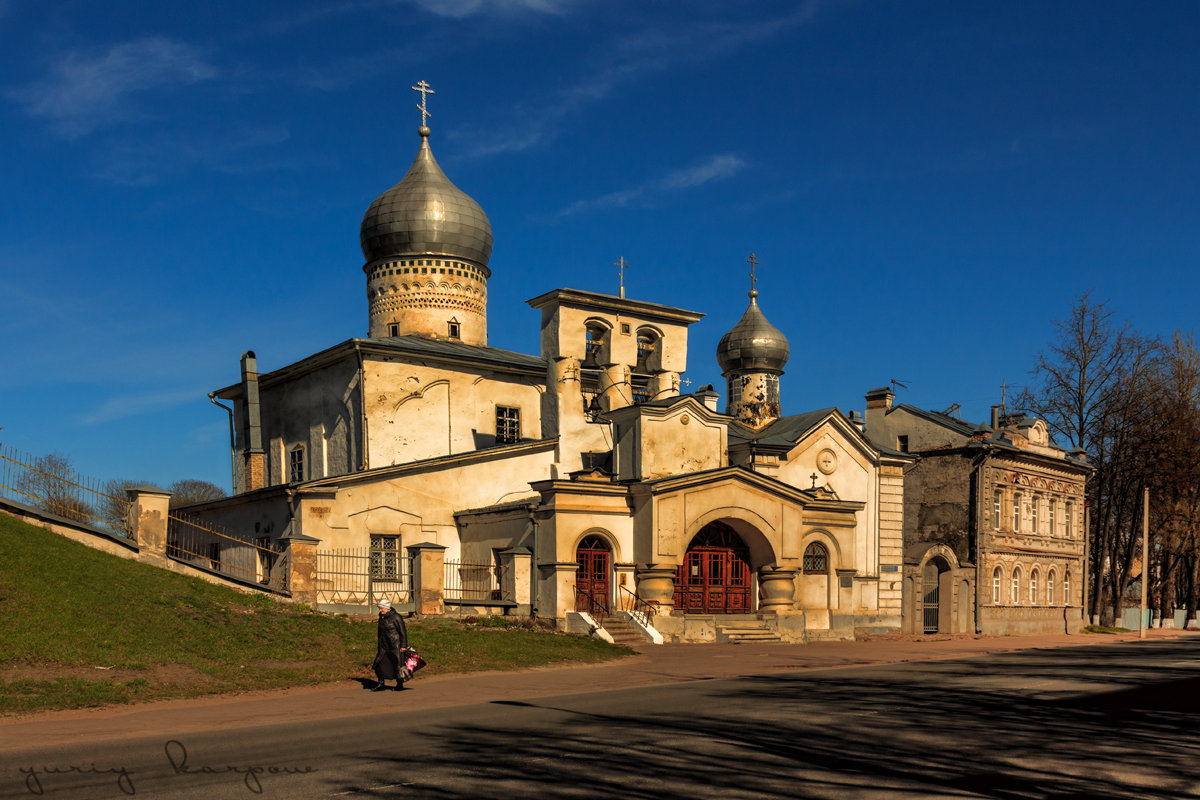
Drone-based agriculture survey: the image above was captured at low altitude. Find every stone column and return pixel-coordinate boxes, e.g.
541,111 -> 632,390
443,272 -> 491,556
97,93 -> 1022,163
758,566 -> 798,612
280,530 -> 320,605
636,564 -> 678,614
499,547 -> 532,614
407,542 -> 447,616
126,486 -> 172,566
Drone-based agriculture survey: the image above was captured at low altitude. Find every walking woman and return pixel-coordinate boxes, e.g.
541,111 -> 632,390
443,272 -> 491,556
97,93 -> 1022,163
372,599 -> 408,691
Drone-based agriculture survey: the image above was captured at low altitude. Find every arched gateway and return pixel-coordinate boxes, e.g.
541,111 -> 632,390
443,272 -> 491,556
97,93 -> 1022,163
673,521 -> 753,613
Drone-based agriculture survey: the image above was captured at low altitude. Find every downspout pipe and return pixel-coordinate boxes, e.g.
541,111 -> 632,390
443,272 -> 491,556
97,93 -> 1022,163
529,505 -> 540,616
209,392 -> 237,494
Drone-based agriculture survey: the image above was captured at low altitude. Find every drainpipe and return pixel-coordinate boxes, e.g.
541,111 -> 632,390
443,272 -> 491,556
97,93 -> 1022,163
528,505 -> 540,616
356,344 -> 369,472
208,393 -> 236,494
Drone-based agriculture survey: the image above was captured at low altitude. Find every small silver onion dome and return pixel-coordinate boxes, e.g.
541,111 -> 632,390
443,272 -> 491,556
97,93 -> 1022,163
716,290 -> 790,375
360,128 -> 493,267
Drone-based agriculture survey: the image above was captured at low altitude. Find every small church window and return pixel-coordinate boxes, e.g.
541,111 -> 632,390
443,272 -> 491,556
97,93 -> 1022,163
897,435 -> 909,453
370,534 -> 401,580
289,446 -> 305,483
803,542 -> 829,573
388,323 -> 399,337
496,406 -> 520,444
448,320 -> 461,339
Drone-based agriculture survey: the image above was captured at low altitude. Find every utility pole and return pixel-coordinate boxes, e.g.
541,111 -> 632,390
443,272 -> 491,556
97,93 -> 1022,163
1140,486 -> 1149,639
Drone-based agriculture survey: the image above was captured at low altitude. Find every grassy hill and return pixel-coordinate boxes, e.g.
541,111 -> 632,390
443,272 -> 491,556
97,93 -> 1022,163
0,513 -> 628,714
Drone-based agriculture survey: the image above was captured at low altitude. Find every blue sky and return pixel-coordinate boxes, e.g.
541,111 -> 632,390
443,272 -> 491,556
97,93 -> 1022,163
2,0 -> 1198,491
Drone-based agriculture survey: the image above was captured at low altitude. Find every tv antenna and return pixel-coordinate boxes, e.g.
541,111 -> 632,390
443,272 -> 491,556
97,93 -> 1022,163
889,378 -> 909,393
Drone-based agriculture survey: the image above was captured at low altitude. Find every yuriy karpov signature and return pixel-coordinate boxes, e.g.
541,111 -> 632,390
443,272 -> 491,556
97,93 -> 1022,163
19,764 -> 135,796
164,739 -> 317,794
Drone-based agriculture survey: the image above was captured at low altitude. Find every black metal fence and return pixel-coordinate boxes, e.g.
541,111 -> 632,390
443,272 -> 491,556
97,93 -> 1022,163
167,510 -> 289,593
444,560 -> 510,604
314,547 -> 413,611
0,443 -> 132,539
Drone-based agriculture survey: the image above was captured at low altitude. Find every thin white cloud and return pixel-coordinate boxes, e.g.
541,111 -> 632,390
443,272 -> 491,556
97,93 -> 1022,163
90,123 -> 292,186
79,390 -> 199,426
8,37 -> 216,139
409,0 -> 582,17
554,153 -> 748,218
458,2 -> 821,159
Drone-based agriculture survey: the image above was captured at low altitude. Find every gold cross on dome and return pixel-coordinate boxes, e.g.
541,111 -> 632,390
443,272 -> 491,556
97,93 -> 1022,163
747,252 -> 759,293
412,80 -> 435,127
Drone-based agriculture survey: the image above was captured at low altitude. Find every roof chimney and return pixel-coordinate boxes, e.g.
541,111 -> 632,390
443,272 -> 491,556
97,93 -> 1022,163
240,351 -> 265,491
865,387 -> 894,411
991,404 -> 1001,430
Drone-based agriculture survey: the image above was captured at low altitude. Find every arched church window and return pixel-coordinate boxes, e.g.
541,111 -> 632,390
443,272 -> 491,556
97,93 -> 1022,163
635,330 -> 657,372
583,323 -> 607,369
803,542 -> 829,574
289,445 -> 305,484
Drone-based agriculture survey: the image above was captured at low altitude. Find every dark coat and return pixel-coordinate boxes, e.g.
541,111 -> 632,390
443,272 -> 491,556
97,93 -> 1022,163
373,608 -> 408,681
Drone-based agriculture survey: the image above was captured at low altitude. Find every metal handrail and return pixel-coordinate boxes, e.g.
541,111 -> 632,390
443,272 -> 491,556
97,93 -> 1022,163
616,584 -> 658,624
574,584 -> 609,622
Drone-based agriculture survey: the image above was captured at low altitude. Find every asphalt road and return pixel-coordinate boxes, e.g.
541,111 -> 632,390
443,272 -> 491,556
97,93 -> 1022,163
3,636 -> 1200,799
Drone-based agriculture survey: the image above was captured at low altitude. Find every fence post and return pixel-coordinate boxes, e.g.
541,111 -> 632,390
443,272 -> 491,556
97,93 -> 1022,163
280,529 -> 321,605
407,542 -> 446,616
499,547 -> 532,614
126,486 -> 173,566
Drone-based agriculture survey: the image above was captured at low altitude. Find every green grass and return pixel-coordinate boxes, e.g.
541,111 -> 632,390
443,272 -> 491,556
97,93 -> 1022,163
1082,624 -> 1132,634
0,513 -> 630,714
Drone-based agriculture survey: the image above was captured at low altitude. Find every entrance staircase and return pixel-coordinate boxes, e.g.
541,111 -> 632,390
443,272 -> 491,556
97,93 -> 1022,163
601,614 -> 651,647
715,618 -> 785,644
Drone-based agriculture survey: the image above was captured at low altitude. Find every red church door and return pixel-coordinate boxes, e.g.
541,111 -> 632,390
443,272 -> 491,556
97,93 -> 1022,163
674,522 -> 753,614
575,535 -> 611,616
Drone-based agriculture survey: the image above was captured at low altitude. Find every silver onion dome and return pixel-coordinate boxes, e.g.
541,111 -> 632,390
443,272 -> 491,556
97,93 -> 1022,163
360,128 -> 493,267
716,291 -> 790,375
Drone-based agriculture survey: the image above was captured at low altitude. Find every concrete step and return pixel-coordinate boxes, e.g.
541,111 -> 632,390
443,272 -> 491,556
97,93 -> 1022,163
601,617 -> 649,645
716,623 -> 784,644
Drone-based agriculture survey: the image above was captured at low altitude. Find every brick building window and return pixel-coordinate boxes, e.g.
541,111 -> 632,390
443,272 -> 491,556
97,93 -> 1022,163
1031,495 -> 1040,533
1011,567 -> 1022,605
994,491 -> 1002,530
1065,502 -> 1073,538
1013,493 -> 1022,532
1064,571 -> 1072,605
992,567 -> 1003,604
496,406 -> 521,444
1030,568 -> 1040,605
1047,570 -> 1056,605
1049,499 -> 1057,535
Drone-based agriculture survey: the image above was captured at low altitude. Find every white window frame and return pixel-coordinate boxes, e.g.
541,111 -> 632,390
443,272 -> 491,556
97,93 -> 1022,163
992,566 -> 1003,605
1011,567 -> 1022,605
370,534 -> 402,580
1030,568 -> 1040,605
1013,493 -> 1022,532
994,491 -> 1002,530
1031,495 -> 1039,534
1047,570 -> 1056,605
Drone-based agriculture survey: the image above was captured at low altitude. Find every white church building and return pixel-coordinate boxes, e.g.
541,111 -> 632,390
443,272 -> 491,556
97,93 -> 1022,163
193,96 -> 908,642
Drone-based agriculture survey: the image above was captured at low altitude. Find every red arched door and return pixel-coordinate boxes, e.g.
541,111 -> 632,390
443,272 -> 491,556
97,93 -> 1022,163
575,534 -> 611,615
674,522 -> 753,614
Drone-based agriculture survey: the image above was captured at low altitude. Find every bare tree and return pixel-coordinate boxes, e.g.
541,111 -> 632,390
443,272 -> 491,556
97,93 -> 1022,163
168,479 -> 227,507
17,452 -> 95,524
